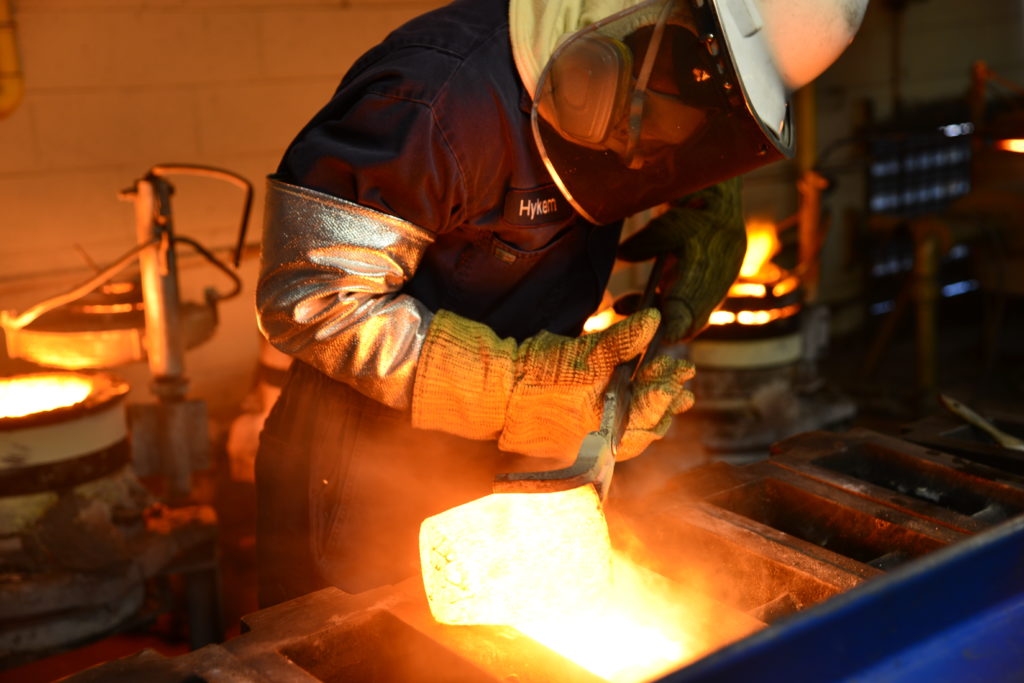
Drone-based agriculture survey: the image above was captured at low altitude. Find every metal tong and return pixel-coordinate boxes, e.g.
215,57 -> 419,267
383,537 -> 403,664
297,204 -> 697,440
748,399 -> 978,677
493,254 -> 669,501
940,394 -> 1024,453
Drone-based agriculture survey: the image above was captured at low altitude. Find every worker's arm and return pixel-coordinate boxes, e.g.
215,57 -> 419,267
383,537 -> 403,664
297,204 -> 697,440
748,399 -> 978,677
256,178 -> 436,411
258,191 -> 691,461
257,77 -> 472,411
256,85 -> 691,459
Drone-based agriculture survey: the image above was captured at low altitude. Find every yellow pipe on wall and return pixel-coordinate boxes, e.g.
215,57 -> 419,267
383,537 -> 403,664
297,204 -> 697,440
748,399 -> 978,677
0,0 -> 25,119
794,83 -> 824,303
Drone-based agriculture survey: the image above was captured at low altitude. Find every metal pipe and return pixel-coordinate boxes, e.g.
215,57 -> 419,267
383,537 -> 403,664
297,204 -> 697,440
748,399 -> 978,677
0,238 -> 157,330
909,218 -> 949,404
150,163 -> 254,267
794,84 -> 827,304
130,175 -> 187,392
120,169 -> 216,502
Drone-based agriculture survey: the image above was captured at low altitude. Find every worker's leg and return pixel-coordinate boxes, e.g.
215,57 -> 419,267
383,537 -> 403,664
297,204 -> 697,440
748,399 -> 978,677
255,361 -> 506,605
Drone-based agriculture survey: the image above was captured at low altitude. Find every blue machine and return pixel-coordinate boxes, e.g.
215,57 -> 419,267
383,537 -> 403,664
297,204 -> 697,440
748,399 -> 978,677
663,516 -> 1024,682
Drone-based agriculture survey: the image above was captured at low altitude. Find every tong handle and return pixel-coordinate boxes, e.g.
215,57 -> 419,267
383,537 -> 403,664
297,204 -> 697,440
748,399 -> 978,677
604,253 -> 669,448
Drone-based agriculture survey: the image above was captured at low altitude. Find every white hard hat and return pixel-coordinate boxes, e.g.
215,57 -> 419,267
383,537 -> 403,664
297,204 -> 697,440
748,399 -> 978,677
518,0 -> 869,224
733,0 -> 869,90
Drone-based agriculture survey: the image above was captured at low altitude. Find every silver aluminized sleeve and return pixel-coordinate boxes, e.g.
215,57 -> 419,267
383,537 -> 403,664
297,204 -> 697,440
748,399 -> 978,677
257,178 -> 435,410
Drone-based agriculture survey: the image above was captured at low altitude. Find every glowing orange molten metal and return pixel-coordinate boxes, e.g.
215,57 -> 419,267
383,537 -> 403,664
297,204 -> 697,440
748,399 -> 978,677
0,372 -> 95,419
421,487 -> 707,682
421,487 -> 613,627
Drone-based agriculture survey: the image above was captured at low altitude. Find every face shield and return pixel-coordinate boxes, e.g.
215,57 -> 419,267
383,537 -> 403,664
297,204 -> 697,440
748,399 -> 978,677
532,0 -> 794,225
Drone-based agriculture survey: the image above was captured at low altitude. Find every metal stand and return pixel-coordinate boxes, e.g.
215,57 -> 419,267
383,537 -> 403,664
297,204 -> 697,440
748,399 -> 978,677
119,172 -> 211,503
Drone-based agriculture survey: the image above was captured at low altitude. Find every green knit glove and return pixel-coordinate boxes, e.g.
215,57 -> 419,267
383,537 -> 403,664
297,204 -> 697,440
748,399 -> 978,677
619,178 -> 747,342
617,354 -> 695,460
412,308 -> 687,460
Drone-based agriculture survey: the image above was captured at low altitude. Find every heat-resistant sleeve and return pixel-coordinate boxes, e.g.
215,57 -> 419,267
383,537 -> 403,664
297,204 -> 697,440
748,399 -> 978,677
256,178 -> 436,410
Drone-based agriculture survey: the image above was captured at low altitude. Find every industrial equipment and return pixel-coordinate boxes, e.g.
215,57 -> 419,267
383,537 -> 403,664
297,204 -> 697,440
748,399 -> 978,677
0,164 -> 252,666
61,422 -> 1024,682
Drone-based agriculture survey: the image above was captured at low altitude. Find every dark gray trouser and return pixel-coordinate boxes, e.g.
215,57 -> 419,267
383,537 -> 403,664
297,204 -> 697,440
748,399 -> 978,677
255,360 -> 511,608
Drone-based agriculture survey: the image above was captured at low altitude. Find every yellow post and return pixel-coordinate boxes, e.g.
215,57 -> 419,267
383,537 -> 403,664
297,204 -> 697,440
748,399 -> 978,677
0,0 -> 25,119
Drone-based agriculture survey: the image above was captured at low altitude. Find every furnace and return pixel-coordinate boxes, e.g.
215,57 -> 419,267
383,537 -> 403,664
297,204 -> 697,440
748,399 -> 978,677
0,163 -> 252,667
0,371 -> 130,496
690,220 -> 855,454
0,369 -> 226,668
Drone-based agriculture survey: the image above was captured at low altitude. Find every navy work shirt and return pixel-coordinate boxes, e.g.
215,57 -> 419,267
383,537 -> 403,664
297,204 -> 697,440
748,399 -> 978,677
275,0 -> 623,342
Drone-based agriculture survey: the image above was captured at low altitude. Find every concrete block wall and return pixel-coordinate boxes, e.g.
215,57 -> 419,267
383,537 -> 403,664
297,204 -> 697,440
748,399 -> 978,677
0,0 -> 444,415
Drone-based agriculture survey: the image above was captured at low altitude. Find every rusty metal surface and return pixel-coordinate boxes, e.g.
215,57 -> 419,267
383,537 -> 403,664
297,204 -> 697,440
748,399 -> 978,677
0,440 -> 130,496
608,500 -> 874,621
769,428 -> 1024,533
72,581 -> 606,683
64,566 -> 766,683
661,516 -> 1024,683
707,461 -> 965,570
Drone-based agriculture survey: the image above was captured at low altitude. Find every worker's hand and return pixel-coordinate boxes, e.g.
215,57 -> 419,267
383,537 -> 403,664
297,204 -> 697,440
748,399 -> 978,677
617,354 -> 695,460
619,177 -> 747,342
412,308 -> 670,459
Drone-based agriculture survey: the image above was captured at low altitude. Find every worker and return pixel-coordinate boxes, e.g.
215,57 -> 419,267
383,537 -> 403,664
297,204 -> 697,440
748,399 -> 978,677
255,0 -> 868,606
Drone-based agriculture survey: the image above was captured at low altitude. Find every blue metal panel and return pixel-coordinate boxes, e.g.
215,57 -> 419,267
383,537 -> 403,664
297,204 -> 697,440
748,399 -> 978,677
848,593 -> 1024,682
660,516 -> 1024,682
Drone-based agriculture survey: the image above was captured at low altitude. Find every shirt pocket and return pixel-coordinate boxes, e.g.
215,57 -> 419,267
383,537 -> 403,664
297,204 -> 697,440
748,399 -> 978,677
448,222 -> 590,339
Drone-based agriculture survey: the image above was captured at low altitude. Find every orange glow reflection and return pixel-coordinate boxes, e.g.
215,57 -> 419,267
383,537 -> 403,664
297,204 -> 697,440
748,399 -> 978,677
584,307 -> 623,334
0,372 -> 94,419
100,281 -> 136,295
996,138 -> 1024,153
772,276 -> 800,298
710,220 -> 801,327
709,310 -> 737,325
710,304 -> 800,327
77,302 -> 141,314
739,220 -> 782,282
727,282 -> 767,298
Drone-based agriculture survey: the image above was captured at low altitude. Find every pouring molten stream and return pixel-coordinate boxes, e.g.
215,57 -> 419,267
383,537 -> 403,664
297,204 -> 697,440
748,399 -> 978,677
421,486 -> 705,682
0,372 -> 95,419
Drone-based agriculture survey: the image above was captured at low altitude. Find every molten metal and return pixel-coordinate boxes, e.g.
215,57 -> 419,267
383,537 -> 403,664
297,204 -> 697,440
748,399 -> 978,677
420,486 -> 613,627
0,372 -> 94,419
419,486 -> 717,682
